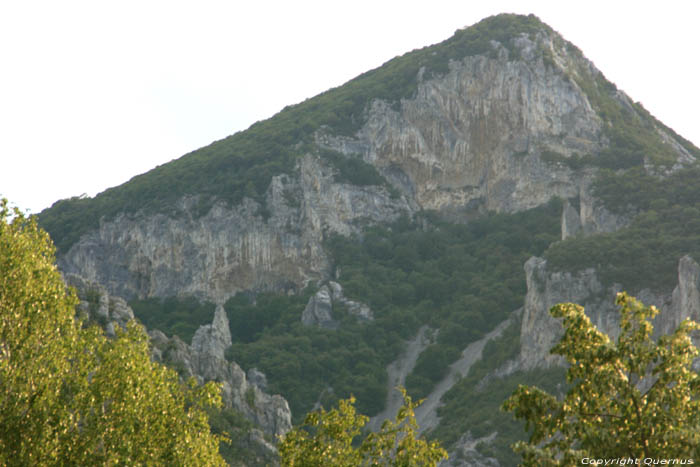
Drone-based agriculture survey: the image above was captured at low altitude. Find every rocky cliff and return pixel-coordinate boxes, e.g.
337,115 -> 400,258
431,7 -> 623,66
149,309 -> 292,438
518,255 -> 700,370
67,274 -> 292,461
58,157 -> 409,303
322,33 -> 601,214
51,17 -> 693,303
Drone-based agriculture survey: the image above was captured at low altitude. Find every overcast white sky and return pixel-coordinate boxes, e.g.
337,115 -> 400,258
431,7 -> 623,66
1,1 -> 698,214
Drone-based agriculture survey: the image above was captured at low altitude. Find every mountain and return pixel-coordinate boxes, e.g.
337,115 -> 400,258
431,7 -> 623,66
39,13 -> 700,465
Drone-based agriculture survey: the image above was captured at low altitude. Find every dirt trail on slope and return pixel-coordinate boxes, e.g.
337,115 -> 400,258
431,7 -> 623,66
415,318 -> 513,434
367,326 -> 431,432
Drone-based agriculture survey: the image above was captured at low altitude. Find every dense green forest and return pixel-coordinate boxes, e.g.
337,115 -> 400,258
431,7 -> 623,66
546,166 -> 700,292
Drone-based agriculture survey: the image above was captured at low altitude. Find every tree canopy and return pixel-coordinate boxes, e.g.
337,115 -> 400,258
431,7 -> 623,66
0,200 -> 225,465
503,292 -> 700,464
279,388 -> 447,466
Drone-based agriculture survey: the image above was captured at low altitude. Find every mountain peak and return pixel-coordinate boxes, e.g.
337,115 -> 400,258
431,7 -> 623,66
40,14 -> 698,258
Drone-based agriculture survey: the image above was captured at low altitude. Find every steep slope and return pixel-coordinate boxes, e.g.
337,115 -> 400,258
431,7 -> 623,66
518,255 -> 700,371
40,14 -> 694,304
66,273 -> 291,466
36,13 -> 700,466
428,165 -> 700,463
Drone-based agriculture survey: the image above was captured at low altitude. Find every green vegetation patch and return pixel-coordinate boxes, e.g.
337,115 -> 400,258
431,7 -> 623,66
570,66 -> 680,169
130,296 -> 216,343
431,318 -> 566,465
320,149 -> 398,197
327,200 -> 561,400
225,290 -> 400,423
539,150 -> 596,171
546,166 -> 700,292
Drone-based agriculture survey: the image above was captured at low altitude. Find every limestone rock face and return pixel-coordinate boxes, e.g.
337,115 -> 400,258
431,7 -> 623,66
559,178 -> 632,240
560,200 -> 582,240
519,257 -> 614,369
57,28 -> 691,303
578,177 -> 632,235
518,255 -> 700,370
65,273 -> 134,337
59,158 -> 410,303
247,368 -> 268,391
301,285 -> 335,328
664,255 -> 700,336
321,32 -> 603,215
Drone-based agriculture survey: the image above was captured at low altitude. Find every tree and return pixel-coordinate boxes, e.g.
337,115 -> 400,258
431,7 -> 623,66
0,200 -> 226,465
503,292 -> 700,465
279,388 -> 447,466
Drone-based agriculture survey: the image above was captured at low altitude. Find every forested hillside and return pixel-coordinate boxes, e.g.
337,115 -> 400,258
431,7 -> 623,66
34,12 -> 700,466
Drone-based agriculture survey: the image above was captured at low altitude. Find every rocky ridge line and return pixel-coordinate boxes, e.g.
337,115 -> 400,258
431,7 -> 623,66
56,24 -> 693,304
66,274 -> 292,461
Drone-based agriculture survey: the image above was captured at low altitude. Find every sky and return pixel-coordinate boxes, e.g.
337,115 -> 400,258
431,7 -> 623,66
1,1 -> 698,214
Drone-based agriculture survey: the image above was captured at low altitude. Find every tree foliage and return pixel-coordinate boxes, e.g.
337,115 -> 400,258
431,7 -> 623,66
503,293 -> 700,464
130,295 -> 216,343
329,202 -> 561,400
0,200 -> 225,465
279,388 -> 447,466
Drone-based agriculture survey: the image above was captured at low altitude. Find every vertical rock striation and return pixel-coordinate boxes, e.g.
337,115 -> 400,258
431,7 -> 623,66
59,157 -> 409,303
517,255 -> 700,370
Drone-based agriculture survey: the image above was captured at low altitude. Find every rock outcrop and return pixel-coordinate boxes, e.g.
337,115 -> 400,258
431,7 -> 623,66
560,186 -> 630,240
67,274 -> 292,440
247,368 -> 268,391
663,255 -> 700,339
301,285 -> 335,328
150,314 -> 292,438
560,200 -> 582,239
517,255 -> 700,370
191,304 -> 232,360
301,281 -> 373,328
